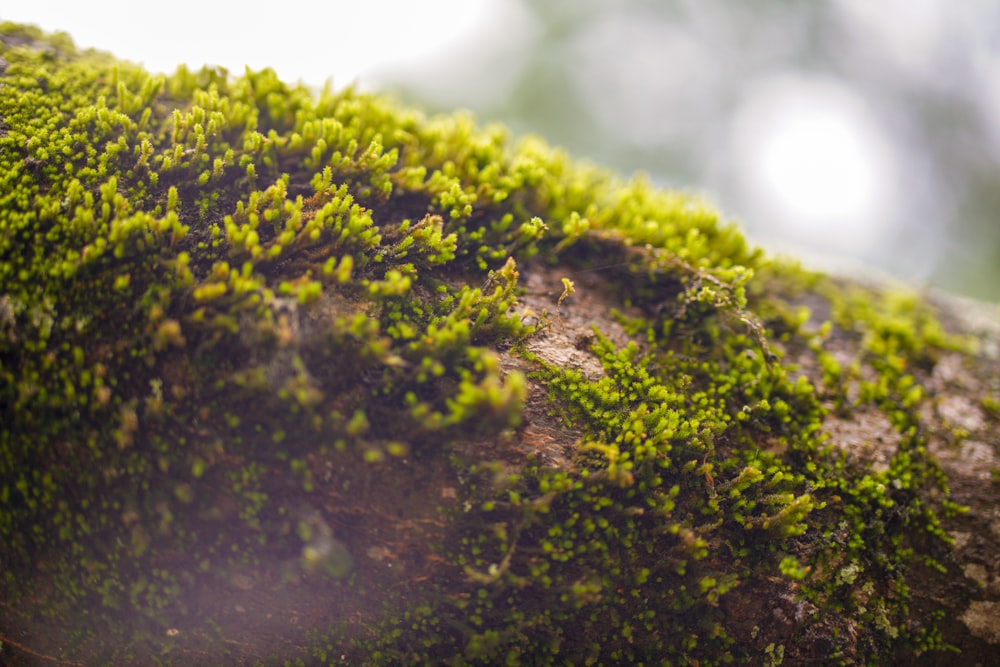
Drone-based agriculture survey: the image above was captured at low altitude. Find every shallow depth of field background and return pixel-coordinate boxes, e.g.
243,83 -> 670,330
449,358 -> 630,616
5,0 -> 999,300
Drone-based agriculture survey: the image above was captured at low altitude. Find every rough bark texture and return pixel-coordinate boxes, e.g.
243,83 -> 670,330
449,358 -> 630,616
906,290 -> 1000,664
1,23 -> 999,666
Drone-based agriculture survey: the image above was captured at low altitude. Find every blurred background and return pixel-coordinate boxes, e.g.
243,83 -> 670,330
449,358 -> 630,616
4,0 -> 999,300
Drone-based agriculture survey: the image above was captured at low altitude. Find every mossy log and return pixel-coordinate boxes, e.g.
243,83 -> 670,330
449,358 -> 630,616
1,23 -> 999,666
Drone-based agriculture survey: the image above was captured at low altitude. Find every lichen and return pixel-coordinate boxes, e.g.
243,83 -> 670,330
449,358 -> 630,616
0,22 -> 988,666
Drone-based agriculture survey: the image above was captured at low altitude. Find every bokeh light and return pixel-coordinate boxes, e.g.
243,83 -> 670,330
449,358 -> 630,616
730,74 -> 899,258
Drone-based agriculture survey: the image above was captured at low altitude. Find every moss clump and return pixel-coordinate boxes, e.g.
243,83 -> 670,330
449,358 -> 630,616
0,23 -> 979,665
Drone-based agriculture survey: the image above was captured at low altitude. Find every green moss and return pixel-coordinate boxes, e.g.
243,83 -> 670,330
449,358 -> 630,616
0,23 -> 973,665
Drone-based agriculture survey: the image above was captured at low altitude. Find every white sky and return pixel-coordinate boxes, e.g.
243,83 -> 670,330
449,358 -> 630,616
1,0 -> 502,88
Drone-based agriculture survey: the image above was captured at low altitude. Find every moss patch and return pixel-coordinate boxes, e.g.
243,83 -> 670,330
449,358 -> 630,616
0,22 -> 995,666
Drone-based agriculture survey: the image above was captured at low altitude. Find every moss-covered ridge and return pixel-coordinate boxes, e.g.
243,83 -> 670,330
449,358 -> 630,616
0,23 -> 974,665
